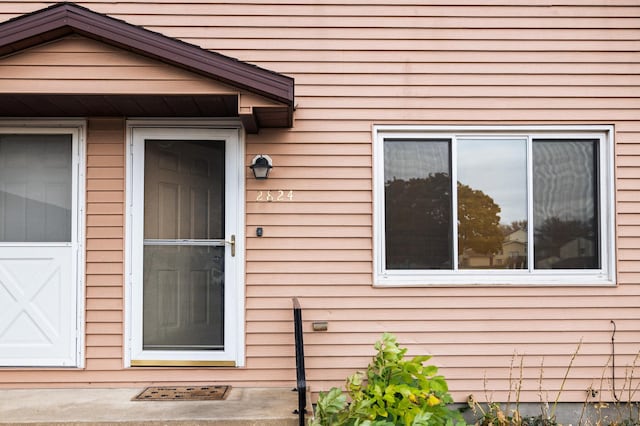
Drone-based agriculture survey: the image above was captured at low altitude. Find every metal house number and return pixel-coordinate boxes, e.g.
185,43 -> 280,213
256,190 -> 294,202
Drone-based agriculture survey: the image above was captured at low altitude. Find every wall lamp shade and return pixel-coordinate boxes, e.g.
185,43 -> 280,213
249,154 -> 273,179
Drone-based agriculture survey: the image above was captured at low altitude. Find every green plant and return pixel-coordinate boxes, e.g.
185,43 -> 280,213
310,333 -> 467,426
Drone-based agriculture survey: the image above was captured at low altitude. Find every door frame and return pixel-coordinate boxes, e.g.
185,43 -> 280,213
124,121 -> 245,367
0,120 -> 85,368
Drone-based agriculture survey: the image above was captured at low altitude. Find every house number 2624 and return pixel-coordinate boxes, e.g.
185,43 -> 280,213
256,190 -> 294,202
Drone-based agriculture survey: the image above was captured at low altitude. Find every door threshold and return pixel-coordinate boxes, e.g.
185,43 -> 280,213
130,360 -> 236,367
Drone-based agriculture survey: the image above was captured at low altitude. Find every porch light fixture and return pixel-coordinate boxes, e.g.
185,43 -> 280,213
249,154 -> 273,179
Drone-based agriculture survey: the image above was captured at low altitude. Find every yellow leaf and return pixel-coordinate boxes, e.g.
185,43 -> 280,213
427,394 -> 441,406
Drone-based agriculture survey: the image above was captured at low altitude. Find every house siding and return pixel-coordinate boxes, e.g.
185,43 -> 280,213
0,35 -> 237,94
0,1 -> 639,403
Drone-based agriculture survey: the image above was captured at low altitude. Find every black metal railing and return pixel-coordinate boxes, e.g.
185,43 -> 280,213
292,297 -> 307,426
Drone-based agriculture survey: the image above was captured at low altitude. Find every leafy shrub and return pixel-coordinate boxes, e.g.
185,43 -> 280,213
310,333 -> 467,426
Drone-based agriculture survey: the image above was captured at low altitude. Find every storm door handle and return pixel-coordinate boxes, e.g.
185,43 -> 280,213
226,235 -> 236,257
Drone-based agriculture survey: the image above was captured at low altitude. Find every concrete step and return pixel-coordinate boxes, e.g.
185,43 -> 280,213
0,387 -> 301,425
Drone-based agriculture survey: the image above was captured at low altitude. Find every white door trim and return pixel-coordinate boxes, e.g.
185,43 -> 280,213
124,122 -> 245,366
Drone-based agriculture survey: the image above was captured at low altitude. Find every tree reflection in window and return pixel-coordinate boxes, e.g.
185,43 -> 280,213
383,137 -> 600,272
385,173 -> 451,269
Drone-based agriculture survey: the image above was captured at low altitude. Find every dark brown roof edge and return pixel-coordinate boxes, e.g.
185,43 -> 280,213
0,2 -> 294,117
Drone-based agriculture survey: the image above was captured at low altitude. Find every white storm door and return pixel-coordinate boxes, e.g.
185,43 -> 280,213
129,127 -> 242,365
0,129 -> 82,367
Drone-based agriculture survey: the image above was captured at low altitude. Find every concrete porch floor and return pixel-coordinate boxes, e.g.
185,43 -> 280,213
0,387 -> 301,425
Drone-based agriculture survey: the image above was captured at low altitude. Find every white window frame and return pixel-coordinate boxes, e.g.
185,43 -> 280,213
373,125 -> 616,287
0,120 -> 86,367
124,121 -> 245,366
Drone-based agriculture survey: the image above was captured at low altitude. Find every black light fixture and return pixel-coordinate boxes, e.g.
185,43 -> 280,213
249,154 -> 273,179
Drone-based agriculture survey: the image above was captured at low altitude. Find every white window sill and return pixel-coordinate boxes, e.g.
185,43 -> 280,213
374,271 -> 616,287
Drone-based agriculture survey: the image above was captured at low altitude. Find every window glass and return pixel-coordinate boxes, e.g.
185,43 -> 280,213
143,139 -> 226,351
0,134 -> 72,242
144,140 -> 224,240
457,138 -> 528,270
533,140 -> 599,269
384,140 -> 451,269
143,245 -> 224,350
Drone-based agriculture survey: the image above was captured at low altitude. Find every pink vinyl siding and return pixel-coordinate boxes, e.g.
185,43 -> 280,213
0,0 -> 639,403
85,118 -> 126,374
0,35 -> 237,94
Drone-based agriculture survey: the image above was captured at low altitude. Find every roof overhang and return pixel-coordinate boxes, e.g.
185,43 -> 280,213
0,2 -> 294,132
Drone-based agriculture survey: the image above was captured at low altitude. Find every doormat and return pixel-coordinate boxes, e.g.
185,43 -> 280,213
132,385 -> 231,401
